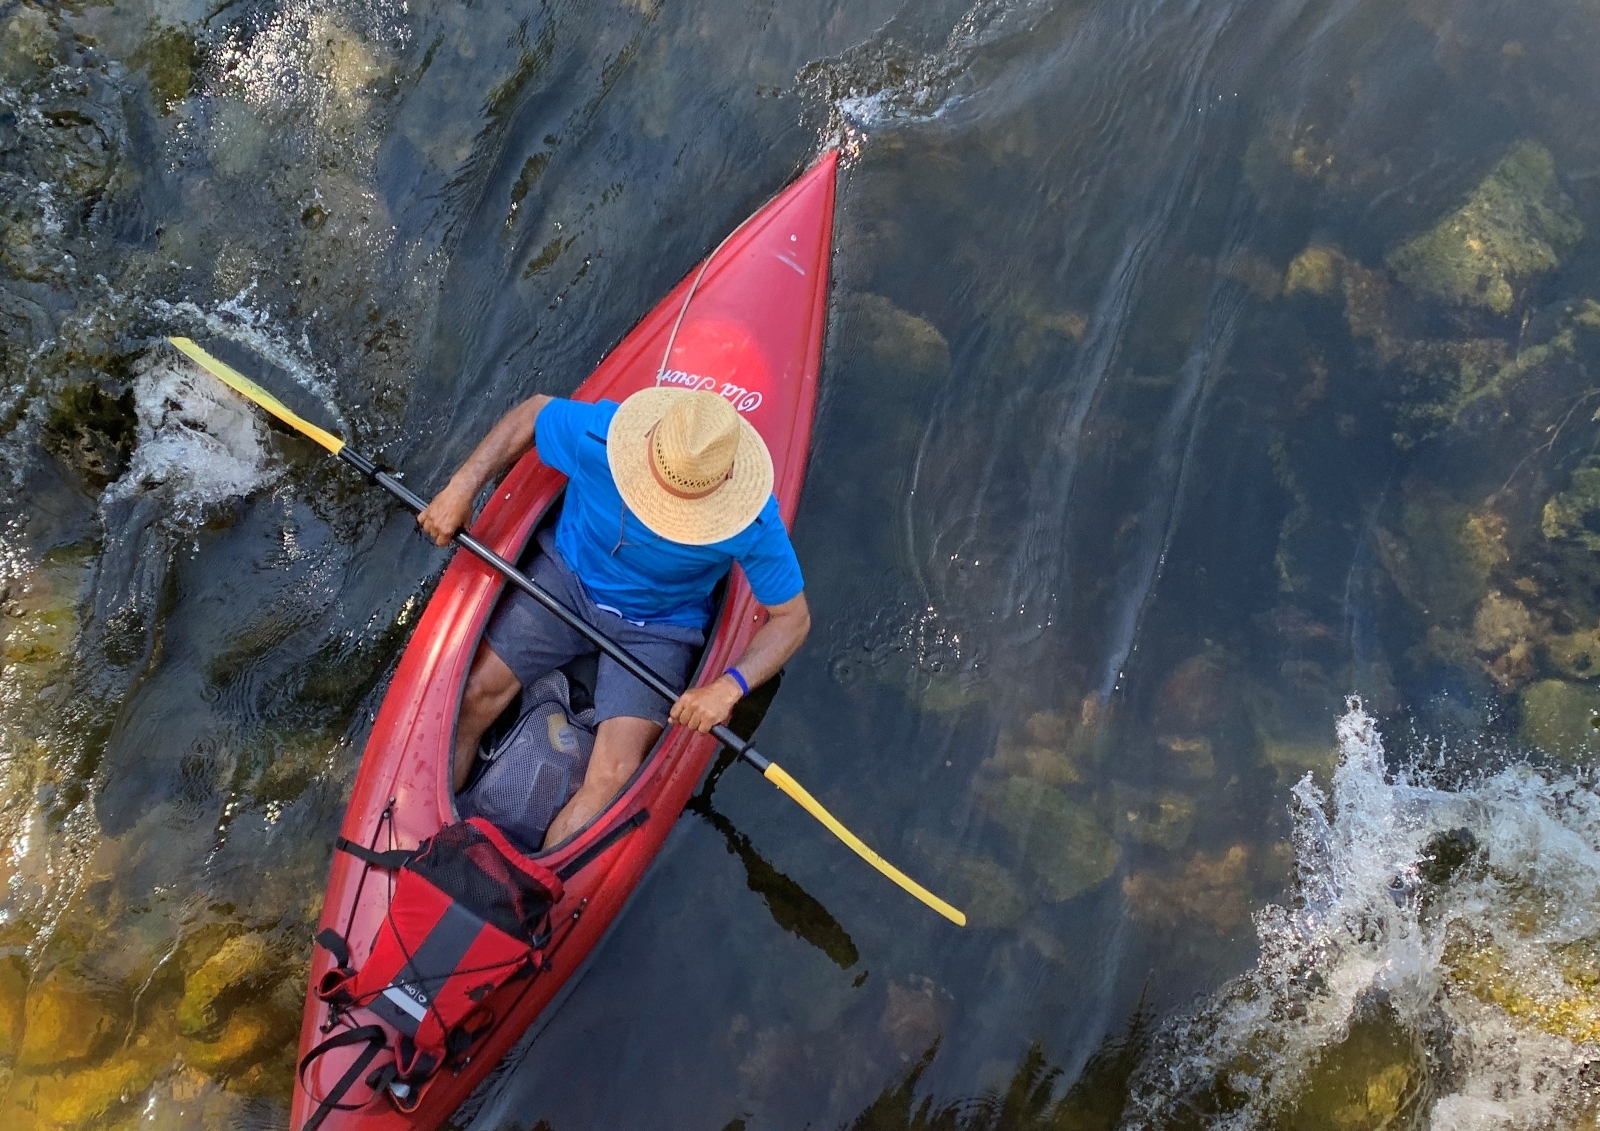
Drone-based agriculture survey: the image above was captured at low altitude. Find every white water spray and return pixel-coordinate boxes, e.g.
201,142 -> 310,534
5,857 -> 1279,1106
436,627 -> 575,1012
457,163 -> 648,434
1126,701 -> 1600,1130
107,351 -> 280,517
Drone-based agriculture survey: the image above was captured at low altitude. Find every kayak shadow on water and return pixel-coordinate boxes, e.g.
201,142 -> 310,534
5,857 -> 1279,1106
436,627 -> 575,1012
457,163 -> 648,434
684,672 -> 862,972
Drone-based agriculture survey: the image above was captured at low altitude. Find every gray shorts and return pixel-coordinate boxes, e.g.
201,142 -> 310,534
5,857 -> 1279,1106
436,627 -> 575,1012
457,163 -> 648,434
483,529 -> 706,727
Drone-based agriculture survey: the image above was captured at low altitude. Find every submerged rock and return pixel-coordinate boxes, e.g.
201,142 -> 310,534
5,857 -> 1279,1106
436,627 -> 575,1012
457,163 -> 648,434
1445,926 -> 1600,1043
946,853 -> 1027,930
1153,650 -> 1230,734
1257,723 -> 1340,786
43,383 -> 138,488
1387,140 -> 1584,314
838,292 -> 951,380
1277,998 -> 1426,1131
0,6 -> 57,84
1220,250 -> 1283,301
1123,844 -> 1253,934
177,932 -> 282,1037
1471,590 -> 1546,693
1282,243 -> 1403,360
1156,735 -> 1217,779
182,1003 -> 284,1075
1011,294 -> 1089,365
18,969 -> 118,1068
986,710 -> 1088,788
1518,679 -> 1600,764
1547,626 -> 1600,680
1107,784 -> 1195,850
977,776 -> 1120,903
1542,457 -> 1600,553
13,1049 -> 166,1126
878,977 -> 951,1065
1284,244 -> 1342,296
1390,337 -> 1514,445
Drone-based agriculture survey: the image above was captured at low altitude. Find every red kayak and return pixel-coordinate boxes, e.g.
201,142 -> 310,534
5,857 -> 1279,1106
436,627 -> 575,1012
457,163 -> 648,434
290,151 -> 837,1130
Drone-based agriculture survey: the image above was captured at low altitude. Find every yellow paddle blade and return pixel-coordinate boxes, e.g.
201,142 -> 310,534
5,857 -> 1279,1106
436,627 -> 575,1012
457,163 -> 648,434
762,762 -> 967,927
167,336 -> 345,455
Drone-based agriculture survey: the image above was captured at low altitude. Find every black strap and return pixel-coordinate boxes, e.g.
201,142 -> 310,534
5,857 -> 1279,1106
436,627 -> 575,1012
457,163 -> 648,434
336,836 -> 414,870
315,927 -> 351,969
298,1024 -> 388,1131
555,809 -> 648,881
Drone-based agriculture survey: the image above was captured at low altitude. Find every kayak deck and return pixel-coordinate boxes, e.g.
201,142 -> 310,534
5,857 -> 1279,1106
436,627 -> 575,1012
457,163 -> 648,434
290,151 -> 837,1131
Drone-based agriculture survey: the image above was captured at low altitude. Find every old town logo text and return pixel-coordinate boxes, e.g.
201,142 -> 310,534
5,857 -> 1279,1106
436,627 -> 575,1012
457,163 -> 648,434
657,369 -> 763,413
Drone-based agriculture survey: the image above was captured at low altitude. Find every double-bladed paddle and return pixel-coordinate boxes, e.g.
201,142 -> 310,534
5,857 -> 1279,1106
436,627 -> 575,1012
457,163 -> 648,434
167,336 -> 967,927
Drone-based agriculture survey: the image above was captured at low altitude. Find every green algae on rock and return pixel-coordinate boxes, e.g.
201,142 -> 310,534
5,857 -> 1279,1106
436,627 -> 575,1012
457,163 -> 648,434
1386,140 -> 1584,314
1518,679 -> 1600,764
1,544 -> 93,699
1445,926 -> 1600,1044
1375,485 -> 1505,635
131,27 -> 203,115
0,956 -> 25,1060
1542,457 -> 1600,553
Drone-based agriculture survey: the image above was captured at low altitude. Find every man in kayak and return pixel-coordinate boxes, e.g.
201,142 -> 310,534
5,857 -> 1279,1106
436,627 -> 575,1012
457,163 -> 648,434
418,386 -> 810,847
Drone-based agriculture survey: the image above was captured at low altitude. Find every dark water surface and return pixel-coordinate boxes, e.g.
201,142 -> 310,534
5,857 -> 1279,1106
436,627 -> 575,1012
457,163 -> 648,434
7,0 -> 1600,1126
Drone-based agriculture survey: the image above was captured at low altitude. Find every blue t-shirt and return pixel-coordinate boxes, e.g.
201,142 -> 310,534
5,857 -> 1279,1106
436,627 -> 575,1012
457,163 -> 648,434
534,398 -> 804,628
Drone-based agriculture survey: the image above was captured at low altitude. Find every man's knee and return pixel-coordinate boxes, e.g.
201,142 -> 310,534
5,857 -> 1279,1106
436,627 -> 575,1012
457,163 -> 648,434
588,716 -> 661,782
463,642 -> 520,719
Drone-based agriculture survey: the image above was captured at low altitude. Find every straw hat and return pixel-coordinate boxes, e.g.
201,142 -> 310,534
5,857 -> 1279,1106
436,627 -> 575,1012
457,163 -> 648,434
607,387 -> 773,545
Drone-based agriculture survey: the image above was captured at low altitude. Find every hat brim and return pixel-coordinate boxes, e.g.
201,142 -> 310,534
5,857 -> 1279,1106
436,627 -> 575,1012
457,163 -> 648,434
607,387 -> 774,546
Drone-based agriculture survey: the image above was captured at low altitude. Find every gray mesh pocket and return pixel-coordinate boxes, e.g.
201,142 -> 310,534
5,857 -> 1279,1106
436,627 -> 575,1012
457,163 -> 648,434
459,671 -> 596,851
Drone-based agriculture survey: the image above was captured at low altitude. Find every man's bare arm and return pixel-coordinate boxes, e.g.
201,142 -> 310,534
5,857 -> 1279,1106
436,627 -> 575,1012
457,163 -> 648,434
670,592 -> 811,734
418,394 -> 552,546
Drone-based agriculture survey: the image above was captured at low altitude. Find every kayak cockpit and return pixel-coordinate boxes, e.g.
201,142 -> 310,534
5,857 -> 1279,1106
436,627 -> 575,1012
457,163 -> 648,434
448,495 -> 724,856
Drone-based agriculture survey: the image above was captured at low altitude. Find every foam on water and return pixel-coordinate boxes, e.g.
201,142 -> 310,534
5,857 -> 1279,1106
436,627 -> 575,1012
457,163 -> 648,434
803,0 -> 1056,153
108,352 -> 280,517
211,0 -> 410,118
1125,702 -> 1600,1129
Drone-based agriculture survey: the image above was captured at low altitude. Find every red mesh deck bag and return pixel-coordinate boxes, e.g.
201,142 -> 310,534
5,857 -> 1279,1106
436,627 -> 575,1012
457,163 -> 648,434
315,818 -> 563,1082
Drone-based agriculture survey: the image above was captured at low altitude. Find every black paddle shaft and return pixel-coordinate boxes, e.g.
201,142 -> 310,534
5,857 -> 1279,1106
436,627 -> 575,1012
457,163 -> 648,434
337,447 -> 771,772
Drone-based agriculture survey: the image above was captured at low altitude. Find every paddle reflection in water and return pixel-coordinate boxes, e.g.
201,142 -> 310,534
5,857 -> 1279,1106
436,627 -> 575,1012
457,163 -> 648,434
688,676 -> 862,973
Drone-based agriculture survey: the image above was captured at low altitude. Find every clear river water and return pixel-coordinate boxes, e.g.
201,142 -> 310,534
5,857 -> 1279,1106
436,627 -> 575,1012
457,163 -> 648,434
5,0 -> 1600,1127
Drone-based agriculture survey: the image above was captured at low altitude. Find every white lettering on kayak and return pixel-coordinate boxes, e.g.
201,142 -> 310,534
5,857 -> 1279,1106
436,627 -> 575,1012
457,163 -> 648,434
656,370 -> 763,413
719,383 -> 764,413
658,368 -> 716,392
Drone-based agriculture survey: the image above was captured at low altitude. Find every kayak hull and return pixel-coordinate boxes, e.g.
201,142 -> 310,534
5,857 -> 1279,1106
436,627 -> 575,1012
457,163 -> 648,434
290,152 -> 837,1131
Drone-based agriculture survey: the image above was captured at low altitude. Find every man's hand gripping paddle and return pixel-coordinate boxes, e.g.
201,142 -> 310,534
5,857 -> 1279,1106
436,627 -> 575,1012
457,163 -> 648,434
167,336 -> 967,927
